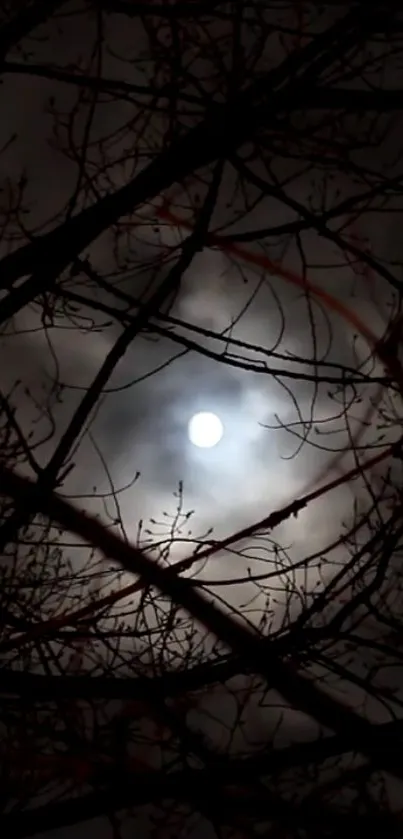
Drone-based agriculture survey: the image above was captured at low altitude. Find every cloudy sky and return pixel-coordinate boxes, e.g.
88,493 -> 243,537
2,3 -> 403,838
0,1 -> 400,628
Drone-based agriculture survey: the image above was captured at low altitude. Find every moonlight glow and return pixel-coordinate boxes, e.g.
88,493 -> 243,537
188,412 -> 224,448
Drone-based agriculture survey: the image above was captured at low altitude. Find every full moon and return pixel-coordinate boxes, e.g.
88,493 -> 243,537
188,412 -> 224,448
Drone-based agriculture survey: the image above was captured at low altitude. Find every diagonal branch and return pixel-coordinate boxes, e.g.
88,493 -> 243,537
2,462 -> 403,781
0,162 -> 224,559
231,154 -> 403,296
0,0 -> 66,61
0,5 -> 387,322
1,435 -> 398,654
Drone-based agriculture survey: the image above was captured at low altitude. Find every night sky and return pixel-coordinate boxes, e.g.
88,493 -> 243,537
1,2 -> 403,838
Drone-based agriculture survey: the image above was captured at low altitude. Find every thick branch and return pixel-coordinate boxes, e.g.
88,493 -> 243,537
2,464 -> 403,780
1,724 -> 402,838
0,0 -> 66,60
0,6 -> 386,322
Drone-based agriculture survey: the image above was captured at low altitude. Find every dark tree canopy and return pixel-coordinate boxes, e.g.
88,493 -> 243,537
1,2 -> 403,838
